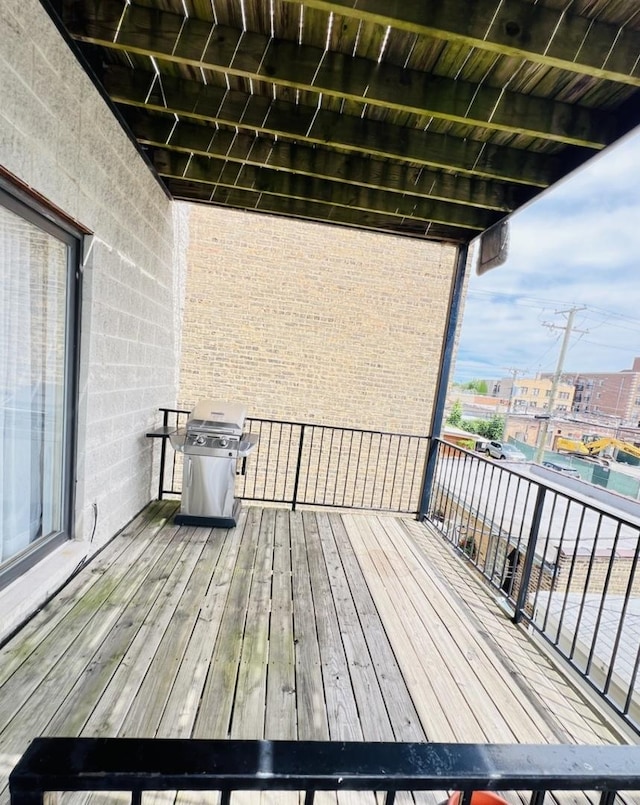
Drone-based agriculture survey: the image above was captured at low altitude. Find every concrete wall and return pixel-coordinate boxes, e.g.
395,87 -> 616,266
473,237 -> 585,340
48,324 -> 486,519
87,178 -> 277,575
180,205 -> 458,434
0,0 -> 185,636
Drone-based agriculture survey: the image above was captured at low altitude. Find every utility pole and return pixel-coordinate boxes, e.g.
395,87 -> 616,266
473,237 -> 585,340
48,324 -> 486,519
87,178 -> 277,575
534,306 -> 588,463
501,367 -> 526,440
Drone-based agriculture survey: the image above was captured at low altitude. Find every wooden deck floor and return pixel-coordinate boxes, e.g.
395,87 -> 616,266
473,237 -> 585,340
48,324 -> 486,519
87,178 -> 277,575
0,502 -> 633,803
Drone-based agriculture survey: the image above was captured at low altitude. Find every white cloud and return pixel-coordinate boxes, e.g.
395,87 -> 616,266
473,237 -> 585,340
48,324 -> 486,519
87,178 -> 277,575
455,128 -> 640,383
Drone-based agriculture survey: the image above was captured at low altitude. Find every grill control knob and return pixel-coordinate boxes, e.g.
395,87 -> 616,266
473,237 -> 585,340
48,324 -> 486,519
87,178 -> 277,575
195,435 -> 206,446
219,437 -> 229,448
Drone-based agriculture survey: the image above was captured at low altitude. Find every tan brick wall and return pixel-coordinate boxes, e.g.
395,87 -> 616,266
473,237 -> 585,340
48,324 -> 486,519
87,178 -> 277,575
555,555 -> 640,596
179,205 -> 458,434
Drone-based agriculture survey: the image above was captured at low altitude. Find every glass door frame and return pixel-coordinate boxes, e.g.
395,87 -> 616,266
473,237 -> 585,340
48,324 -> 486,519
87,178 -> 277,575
0,177 -> 82,589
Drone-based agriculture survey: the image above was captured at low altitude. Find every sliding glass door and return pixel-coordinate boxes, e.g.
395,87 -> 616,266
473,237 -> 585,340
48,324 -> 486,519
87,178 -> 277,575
0,184 -> 79,584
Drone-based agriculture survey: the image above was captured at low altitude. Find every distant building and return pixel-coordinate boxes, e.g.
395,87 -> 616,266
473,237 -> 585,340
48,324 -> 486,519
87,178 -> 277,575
491,376 -> 575,414
560,358 -> 640,426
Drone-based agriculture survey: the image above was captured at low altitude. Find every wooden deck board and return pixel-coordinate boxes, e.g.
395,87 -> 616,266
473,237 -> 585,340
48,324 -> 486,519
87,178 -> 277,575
290,511 -> 329,742
192,508 -> 258,739
0,501 -> 171,689
0,503 -> 637,805
231,508 -> 274,739
46,526 -> 210,739
399,516 -> 629,746
372,516 -> 562,742
0,510 -> 185,753
265,509 -> 296,741
326,514 -> 424,744
0,501 -> 174,705
302,511 -> 363,742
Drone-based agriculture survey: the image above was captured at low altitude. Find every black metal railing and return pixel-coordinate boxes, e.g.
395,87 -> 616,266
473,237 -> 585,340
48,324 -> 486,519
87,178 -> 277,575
10,737 -> 640,804
426,438 -> 640,734
148,408 -> 429,514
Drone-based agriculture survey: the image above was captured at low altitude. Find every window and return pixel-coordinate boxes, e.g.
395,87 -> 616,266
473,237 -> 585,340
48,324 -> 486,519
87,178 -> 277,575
531,388 -> 539,397
0,183 -> 80,586
545,390 -> 551,397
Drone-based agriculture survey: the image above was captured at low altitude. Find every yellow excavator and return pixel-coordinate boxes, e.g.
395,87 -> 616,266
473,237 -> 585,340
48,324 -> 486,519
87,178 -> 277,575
554,433 -> 640,460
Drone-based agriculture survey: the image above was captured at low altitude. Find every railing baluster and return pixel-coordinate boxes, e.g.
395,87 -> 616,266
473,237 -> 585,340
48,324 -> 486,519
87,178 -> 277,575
389,434 -> 402,510
529,487 -> 556,618
339,428 -> 350,507
291,424 -> 305,511
370,432 -> 383,509
569,511 -> 604,662
586,518 -> 622,678
157,408 -> 169,500
604,526 -> 640,699
623,641 -> 640,715
513,484 -> 546,625
553,504 -> 587,645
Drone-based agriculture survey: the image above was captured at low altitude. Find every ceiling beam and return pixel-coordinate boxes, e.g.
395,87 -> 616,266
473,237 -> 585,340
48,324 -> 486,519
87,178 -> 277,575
127,109 -> 535,212
68,3 -> 613,147
286,0 -> 640,88
165,178 -> 472,242
106,65 -> 568,188
152,148 -> 499,231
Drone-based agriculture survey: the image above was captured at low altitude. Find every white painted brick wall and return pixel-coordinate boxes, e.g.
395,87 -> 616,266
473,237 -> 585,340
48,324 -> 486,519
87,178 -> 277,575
0,0 -> 186,565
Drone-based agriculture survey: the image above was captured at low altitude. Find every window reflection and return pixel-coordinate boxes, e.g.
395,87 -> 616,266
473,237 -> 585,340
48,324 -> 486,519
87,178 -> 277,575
1,203 -> 69,565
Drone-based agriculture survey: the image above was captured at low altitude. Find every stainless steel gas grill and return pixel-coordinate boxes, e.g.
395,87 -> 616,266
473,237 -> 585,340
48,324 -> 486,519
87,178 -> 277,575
170,400 -> 258,528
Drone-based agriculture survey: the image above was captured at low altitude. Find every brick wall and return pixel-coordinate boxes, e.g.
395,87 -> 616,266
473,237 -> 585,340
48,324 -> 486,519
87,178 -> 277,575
180,205 -> 459,434
1,0 -> 185,552
555,554 -> 640,596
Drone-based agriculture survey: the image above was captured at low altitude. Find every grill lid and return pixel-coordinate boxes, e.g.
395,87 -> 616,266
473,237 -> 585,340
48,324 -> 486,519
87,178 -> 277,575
186,399 -> 247,435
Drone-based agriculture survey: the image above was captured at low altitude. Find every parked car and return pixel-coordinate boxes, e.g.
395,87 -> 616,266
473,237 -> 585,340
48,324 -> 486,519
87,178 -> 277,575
485,441 -> 527,462
542,461 -> 581,480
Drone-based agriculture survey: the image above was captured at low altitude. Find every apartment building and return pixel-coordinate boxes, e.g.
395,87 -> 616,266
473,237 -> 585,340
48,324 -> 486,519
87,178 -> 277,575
564,358 -> 640,426
491,376 -> 575,413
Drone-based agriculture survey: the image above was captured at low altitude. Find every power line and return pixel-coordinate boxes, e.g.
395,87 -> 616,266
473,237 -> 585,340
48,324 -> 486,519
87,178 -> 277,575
579,339 -> 639,351
466,290 -> 640,329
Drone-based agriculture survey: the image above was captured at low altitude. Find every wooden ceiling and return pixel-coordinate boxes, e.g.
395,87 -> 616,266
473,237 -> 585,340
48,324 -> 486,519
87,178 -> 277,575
47,0 -> 640,244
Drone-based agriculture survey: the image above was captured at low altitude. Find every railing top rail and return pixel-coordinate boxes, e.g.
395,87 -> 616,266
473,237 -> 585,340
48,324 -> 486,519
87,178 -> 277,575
10,738 -> 640,794
158,408 -> 430,440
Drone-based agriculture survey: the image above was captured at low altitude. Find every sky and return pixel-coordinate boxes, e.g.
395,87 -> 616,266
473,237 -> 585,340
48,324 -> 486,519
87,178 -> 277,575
454,126 -> 640,384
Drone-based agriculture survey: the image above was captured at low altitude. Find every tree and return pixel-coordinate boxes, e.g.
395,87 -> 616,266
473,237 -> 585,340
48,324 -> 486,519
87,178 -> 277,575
446,399 -> 463,427
463,378 -> 488,394
483,414 -> 505,440
460,414 -> 505,440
